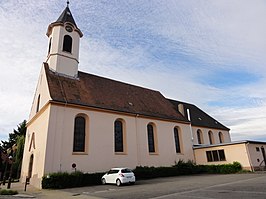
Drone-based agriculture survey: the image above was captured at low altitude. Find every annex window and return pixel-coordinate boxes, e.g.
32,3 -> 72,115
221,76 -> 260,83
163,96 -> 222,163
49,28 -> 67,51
36,95 -> 40,113
256,147 -> 260,152
114,120 -> 124,152
218,132 -> 224,143
208,131 -> 214,145
147,123 -> 156,153
206,150 -> 226,162
73,116 -> 86,152
174,127 -> 181,153
63,35 -> 72,53
197,129 -> 203,144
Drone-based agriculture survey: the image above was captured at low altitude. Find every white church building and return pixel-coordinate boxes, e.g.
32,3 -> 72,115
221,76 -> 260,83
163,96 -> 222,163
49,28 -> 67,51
21,5 -> 266,188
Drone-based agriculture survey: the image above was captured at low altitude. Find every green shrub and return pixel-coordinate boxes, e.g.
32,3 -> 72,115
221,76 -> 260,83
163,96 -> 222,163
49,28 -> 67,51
42,171 -> 105,189
42,161 -> 242,189
134,161 -> 242,180
0,189 -> 18,195
198,161 -> 242,174
134,160 -> 200,180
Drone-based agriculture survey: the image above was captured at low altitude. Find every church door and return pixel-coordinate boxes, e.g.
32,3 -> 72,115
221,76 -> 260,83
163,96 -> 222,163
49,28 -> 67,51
28,154 -> 34,178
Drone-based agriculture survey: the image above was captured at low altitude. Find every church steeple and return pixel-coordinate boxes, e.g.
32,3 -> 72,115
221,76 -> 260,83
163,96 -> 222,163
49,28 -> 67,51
46,3 -> 83,78
55,5 -> 77,28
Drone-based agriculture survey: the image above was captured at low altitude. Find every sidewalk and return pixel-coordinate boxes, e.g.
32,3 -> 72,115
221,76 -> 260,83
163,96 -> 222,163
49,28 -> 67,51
0,182 -> 102,199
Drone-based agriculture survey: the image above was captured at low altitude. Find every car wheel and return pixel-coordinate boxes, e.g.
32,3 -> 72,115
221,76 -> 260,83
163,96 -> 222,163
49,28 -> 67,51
130,182 -> 135,185
116,179 -> 121,186
102,178 -> 106,185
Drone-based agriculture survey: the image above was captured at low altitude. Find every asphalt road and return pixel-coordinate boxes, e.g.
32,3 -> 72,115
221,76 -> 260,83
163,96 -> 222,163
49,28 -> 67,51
64,173 -> 266,199
1,173 -> 266,198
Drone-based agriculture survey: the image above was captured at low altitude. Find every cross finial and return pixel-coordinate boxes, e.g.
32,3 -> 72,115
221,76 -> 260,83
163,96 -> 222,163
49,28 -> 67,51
67,0 -> 69,7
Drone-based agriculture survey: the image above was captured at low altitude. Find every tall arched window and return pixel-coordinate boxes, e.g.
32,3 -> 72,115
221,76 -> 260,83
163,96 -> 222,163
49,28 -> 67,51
218,132 -> 224,143
208,131 -> 214,145
36,95 -> 40,113
73,116 -> 86,152
114,120 -> 124,152
174,127 -> 181,153
63,35 -> 72,53
147,123 -> 156,153
197,129 -> 203,144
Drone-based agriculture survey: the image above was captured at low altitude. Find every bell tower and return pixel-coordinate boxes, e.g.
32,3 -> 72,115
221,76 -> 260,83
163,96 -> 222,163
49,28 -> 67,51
46,1 -> 83,77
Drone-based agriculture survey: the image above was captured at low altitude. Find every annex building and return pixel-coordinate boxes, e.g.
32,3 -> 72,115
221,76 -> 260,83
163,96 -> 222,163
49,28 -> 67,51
21,5 -> 266,188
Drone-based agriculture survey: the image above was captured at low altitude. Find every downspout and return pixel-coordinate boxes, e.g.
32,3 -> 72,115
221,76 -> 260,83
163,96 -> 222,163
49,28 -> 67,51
57,75 -> 68,172
186,109 -> 194,145
245,142 -> 254,172
135,114 -> 140,166
186,109 -> 196,162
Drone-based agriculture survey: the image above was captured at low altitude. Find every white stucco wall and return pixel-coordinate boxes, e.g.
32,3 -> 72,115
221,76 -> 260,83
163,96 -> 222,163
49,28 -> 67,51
29,65 -> 51,120
46,24 -> 80,77
246,143 -> 266,170
194,143 -> 251,170
21,104 -> 51,188
42,104 -> 195,176
192,126 -> 231,145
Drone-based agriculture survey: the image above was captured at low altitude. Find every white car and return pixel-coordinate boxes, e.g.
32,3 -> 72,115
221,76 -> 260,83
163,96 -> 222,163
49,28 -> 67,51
101,168 -> 136,186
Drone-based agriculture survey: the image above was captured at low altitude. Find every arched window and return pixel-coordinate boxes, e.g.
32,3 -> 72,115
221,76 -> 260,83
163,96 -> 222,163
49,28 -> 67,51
197,129 -> 203,144
36,95 -> 40,113
48,37 -> 52,55
147,123 -> 156,153
63,35 -> 72,53
208,131 -> 214,145
73,116 -> 86,152
218,132 -> 224,143
174,127 -> 181,153
114,120 -> 124,152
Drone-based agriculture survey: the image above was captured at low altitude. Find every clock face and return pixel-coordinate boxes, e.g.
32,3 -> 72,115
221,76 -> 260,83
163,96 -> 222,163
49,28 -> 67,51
65,25 -> 73,32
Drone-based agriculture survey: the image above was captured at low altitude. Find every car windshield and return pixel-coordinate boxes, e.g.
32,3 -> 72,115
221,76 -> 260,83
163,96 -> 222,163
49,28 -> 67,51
121,169 -> 132,173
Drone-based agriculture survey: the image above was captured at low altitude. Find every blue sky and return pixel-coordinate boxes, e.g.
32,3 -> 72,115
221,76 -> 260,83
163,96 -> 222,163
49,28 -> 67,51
0,0 -> 266,141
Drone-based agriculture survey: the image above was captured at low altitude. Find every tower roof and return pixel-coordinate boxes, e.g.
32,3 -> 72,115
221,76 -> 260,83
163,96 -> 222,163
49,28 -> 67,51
56,6 -> 77,28
46,5 -> 83,37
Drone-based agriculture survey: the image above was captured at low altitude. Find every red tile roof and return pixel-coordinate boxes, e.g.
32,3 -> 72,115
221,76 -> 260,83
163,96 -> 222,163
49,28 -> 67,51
44,63 -> 188,122
168,99 -> 230,131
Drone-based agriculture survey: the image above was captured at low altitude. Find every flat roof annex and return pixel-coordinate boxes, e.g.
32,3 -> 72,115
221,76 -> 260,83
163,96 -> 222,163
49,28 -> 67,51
193,140 -> 266,149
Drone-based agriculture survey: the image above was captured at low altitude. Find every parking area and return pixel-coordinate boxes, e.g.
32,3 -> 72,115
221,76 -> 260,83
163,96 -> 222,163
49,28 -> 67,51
65,173 -> 266,199
1,173 -> 266,198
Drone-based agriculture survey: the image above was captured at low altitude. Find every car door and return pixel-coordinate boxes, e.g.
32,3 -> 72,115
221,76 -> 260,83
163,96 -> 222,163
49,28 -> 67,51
105,169 -> 119,184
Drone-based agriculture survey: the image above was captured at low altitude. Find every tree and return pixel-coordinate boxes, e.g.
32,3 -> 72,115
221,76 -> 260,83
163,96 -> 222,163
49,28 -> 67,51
0,120 -> 27,179
1,120 -> 27,151
14,135 -> 25,178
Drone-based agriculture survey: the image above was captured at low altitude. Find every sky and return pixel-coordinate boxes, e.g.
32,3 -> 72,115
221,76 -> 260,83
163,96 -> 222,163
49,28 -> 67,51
0,0 -> 266,142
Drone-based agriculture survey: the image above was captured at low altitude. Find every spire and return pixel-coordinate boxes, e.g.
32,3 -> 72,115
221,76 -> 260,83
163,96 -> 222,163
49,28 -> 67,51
46,3 -> 83,38
56,6 -> 77,28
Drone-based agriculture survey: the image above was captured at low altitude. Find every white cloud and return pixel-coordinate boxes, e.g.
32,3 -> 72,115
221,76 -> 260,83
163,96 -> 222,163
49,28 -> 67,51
0,1 -> 266,142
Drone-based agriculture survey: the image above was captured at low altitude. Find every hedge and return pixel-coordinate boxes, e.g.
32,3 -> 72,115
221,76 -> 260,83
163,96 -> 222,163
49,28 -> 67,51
0,189 -> 18,195
42,161 -> 242,189
42,171 -> 104,189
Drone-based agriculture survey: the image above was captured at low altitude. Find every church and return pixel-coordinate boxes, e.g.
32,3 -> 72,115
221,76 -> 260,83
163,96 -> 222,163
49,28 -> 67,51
21,4 -> 266,189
